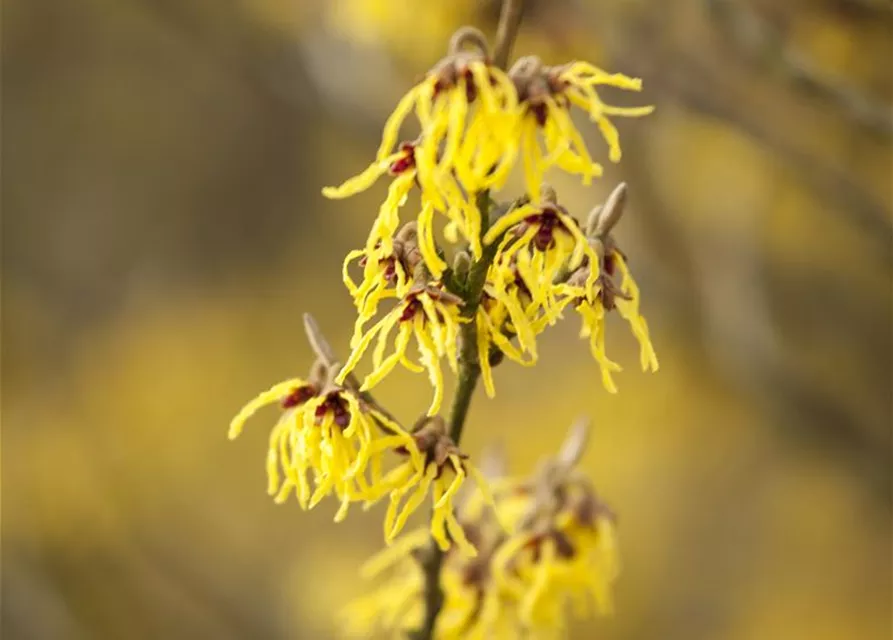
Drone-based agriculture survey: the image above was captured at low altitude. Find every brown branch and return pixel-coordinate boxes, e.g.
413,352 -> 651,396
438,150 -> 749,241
493,0 -> 526,70
704,0 -> 893,137
408,192 -> 499,640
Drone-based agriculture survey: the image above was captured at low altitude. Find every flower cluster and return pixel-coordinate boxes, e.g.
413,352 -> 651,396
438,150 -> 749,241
230,16 -> 659,640
324,28 -> 657,409
344,420 -> 619,639
477,182 -> 659,397
230,329 -> 488,552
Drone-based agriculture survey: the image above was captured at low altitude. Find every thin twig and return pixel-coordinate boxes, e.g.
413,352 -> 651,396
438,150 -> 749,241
409,193 -> 512,640
303,313 -> 340,368
493,0 -> 526,70
704,0 -> 893,137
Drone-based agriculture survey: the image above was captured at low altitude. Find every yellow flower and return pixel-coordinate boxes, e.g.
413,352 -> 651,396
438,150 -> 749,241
449,76 -> 521,209
491,514 -> 619,633
416,173 -> 485,267
345,420 -> 619,639
381,453 -> 484,556
343,473 -> 505,637
323,142 -> 424,257
353,417 -> 495,557
475,288 -> 540,398
416,200 -> 450,278
560,244 -> 658,393
613,251 -> 659,374
344,537 -> 523,639
228,365 -> 422,522
344,245 -> 409,348
377,27 -> 519,196
484,189 -> 599,317
572,295 -> 621,393
338,285 -> 465,416
341,529 -> 503,639
343,223 -> 419,348
475,189 -> 619,398
509,56 -> 654,199
323,28 -> 521,263
323,139 -> 484,267
485,460 -> 620,636
342,529 -> 427,638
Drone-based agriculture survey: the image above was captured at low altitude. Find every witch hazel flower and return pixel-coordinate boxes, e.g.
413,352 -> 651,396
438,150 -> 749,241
230,6 -> 660,637
229,356 -> 422,521
338,283 -> 465,417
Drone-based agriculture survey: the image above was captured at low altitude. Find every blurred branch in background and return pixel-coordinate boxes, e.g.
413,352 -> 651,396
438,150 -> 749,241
588,0 -> 892,497
705,0 -> 893,137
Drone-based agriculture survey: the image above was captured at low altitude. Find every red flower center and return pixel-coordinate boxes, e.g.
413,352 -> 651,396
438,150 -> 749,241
314,392 -> 352,428
388,143 -> 417,175
281,385 -> 318,409
525,530 -> 577,562
525,208 -> 570,251
398,296 -> 424,322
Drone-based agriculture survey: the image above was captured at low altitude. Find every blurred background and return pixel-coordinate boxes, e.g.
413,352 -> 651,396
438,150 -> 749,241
3,0 -> 892,638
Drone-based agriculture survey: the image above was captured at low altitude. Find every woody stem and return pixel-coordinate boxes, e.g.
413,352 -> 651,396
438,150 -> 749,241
449,190 -> 497,437
409,194 -> 502,640
493,0 -> 526,69
409,4 -> 525,636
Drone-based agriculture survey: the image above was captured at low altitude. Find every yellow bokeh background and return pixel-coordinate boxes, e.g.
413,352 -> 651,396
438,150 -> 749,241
3,0 -> 891,638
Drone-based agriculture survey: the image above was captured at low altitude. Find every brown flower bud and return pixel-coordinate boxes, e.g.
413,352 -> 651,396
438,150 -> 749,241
589,182 -> 627,239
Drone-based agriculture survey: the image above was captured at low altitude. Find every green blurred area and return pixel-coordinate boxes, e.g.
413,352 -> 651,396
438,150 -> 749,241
2,0 -> 891,638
